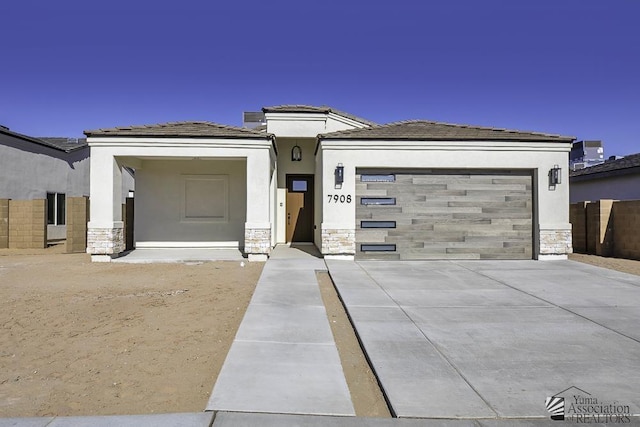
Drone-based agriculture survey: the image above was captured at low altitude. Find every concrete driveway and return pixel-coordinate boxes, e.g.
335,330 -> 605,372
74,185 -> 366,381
326,260 -> 640,421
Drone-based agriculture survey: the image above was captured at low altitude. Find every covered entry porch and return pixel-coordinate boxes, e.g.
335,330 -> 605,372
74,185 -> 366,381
85,122 -> 277,261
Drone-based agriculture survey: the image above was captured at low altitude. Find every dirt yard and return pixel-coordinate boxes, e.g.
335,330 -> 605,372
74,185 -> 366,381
569,253 -> 640,276
0,245 -> 263,417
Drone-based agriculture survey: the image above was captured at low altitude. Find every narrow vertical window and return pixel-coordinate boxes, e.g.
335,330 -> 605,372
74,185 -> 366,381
47,193 -> 55,225
57,193 -> 66,225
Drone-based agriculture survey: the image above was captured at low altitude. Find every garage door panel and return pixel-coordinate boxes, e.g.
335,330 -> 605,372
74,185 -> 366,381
356,169 -> 533,260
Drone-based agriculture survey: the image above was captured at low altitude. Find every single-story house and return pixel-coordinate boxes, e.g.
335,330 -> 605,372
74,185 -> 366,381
0,126 -> 90,240
570,153 -> 640,203
0,125 -> 134,241
84,105 -> 575,261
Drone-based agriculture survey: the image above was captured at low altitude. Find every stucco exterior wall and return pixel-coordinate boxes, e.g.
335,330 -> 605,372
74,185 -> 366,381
275,137 -> 316,186
319,140 -> 572,258
87,138 -> 275,259
0,133 -> 90,199
265,112 -> 368,138
570,174 -> 640,203
135,159 -> 246,246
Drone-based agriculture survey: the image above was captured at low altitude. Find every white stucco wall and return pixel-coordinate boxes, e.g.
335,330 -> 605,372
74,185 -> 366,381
135,159 -> 246,246
275,138 -> 316,186
570,174 -> 640,202
319,139 -> 572,257
314,147 -> 324,247
0,133 -> 90,199
87,137 -> 275,257
265,112 -> 369,138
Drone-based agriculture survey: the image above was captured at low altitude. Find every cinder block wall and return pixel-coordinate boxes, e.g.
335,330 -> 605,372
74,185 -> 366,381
569,202 -> 587,253
584,200 -> 614,256
0,199 -> 9,248
612,200 -> 640,260
8,199 -> 47,249
66,197 -> 89,253
571,199 -> 640,261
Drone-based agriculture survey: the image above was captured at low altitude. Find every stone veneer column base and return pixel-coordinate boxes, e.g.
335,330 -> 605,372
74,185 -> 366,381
87,224 -> 125,258
244,227 -> 271,261
539,228 -> 572,258
322,228 -> 355,256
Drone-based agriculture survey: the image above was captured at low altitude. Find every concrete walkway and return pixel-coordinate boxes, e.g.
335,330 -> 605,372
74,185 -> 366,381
326,259 -> 640,420
206,245 -> 355,415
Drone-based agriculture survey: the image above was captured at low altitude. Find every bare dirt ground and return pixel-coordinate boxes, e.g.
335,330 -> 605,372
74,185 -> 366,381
0,245 -> 263,417
569,253 -> 640,276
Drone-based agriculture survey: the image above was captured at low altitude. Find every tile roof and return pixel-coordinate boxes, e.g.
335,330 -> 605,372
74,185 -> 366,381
0,126 -> 87,153
570,153 -> 640,178
84,121 -> 271,139
262,105 -> 377,126
38,137 -> 88,151
320,120 -> 575,142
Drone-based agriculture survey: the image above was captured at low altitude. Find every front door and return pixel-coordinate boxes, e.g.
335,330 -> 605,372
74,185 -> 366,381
286,175 -> 314,242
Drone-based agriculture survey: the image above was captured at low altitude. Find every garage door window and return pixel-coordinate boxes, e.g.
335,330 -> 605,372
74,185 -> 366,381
361,244 -> 396,252
361,174 -> 395,182
361,221 -> 396,229
360,197 -> 396,205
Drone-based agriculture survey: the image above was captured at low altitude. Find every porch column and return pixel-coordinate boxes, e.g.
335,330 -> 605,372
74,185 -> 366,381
87,149 -> 124,261
245,149 -> 272,261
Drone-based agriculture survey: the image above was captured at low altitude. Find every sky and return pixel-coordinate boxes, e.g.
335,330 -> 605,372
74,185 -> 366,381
1,0 -> 639,156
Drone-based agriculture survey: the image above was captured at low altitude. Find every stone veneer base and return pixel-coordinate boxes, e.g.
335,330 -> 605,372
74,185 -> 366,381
539,228 -> 573,256
87,226 -> 125,255
244,228 -> 271,259
321,228 -> 355,256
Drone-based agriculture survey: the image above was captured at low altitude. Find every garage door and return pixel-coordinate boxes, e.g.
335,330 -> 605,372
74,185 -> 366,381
356,169 -> 533,260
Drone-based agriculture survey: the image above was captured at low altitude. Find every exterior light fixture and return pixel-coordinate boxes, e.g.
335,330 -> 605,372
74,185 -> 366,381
550,164 -> 562,185
291,144 -> 302,161
335,163 -> 344,185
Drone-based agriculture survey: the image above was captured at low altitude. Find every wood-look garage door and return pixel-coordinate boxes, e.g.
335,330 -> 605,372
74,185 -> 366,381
356,169 -> 533,260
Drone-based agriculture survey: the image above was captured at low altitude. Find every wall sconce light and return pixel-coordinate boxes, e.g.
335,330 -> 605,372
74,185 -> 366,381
291,144 -> 302,161
335,163 -> 344,185
549,164 -> 562,185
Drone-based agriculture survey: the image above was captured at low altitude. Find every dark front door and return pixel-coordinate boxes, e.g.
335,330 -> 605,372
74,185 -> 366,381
286,175 -> 314,242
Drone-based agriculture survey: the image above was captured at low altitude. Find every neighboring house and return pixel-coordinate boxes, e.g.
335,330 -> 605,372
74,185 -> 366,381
84,105 -> 575,262
0,126 -> 90,240
570,153 -> 640,203
570,140 -> 604,170
0,126 -> 134,241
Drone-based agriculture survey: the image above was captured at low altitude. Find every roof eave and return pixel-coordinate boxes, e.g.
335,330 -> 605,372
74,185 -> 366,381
1,128 -> 83,153
318,135 -> 575,143
570,166 -> 640,181
84,132 -> 272,140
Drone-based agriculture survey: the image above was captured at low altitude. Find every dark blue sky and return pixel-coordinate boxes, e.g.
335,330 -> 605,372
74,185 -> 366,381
2,0 -> 639,156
